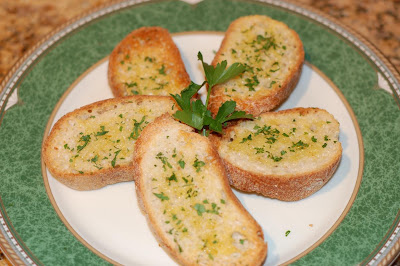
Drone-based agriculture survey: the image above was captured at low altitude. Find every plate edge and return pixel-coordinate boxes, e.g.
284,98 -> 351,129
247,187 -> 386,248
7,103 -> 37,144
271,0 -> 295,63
0,0 -> 398,264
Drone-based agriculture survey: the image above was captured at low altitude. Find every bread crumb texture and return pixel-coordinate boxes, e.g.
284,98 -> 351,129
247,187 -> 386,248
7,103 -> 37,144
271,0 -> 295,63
108,27 -> 190,97
135,115 -> 267,265
220,108 -> 341,175
43,96 -> 176,175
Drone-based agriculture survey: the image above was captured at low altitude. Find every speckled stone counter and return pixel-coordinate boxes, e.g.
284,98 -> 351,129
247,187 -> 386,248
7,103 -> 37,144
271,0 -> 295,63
0,0 -> 399,83
0,0 -> 399,265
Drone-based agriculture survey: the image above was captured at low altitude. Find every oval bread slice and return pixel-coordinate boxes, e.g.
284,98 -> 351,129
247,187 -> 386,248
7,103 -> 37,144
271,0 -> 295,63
209,15 -> 304,116
108,26 -> 191,97
134,114 -> 267,265
42,95 -> 177,190
210,108 -> 342,201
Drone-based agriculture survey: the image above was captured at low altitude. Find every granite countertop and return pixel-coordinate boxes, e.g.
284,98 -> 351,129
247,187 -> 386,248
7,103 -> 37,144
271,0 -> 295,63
0,0 -> 399,265
0,0 -> 399,82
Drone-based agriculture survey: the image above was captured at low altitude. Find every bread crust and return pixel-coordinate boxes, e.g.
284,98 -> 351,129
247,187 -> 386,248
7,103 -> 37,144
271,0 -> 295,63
108,26 -> 190,97
209,15 -> 304,116
134,114 -> 267,265
210,108 -> 342,201
220,151 -> 341,201
42,95 -> 176,190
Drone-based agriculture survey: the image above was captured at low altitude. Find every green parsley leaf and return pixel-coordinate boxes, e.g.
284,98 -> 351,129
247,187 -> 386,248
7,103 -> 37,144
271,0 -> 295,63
254,147 -> 264,154
129,116 -> 146,140
194,203 -> 206,216
207,101 -> 253,133
153,192 -> 169,201
197,51 -> 245,110
171,82 -> 207,130
156,152 -> 172,171
171,81 -> 204,111
111,150 -> 121,168
178,159 -> 185,169
193,157 -> 205,172
95,125 -> 109,136
198,52 -> 245,89
244,75 -> 259,91
77,135 -> 91,152
167,173 -> 178,183
91,155 -> 98,163
125,82 -> 137,88
158,64 -> 166,75
170,51 -> 252,135
240,134 -> 252,143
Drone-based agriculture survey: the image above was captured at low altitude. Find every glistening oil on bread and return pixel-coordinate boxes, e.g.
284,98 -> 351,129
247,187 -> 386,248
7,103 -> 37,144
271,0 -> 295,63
135,115 -> 267,264
225,114 -> 340,174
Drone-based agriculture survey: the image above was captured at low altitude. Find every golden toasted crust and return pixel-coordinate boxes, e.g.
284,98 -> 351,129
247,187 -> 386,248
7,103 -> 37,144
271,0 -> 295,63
134,114 -> 267,265
209,15 -> 304,116
220,153 -> 341,202
108,26 -> 190,97
210,108 -> 342,201
42,95 -> 177,190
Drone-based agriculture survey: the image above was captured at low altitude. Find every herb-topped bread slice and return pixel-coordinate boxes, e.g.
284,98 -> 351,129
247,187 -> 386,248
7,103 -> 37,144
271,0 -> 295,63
210,108 -> 342,201
134,114 -> 267,265
208,15 -> 304,116
108,26 -> 191,97
42,96 -> 177,190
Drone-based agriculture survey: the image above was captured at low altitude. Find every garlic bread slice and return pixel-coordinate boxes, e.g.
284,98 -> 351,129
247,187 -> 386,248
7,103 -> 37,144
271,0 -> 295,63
42,95 -> 177,190
211,108 -> 342,201
209,15 -> 304,116
108,26 -> 190,97
134,114 -> 267,265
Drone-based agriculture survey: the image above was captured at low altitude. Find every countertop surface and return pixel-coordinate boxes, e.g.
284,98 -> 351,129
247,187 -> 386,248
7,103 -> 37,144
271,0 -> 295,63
0,0 -> 399,265
0,0 -> 399,82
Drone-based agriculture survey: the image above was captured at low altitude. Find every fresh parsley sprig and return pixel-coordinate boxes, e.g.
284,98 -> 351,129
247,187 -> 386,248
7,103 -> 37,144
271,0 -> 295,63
170,52 -> 253,135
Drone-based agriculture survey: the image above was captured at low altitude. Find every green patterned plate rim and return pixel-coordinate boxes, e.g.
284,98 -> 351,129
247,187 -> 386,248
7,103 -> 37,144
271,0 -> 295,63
0,0 -> 399,265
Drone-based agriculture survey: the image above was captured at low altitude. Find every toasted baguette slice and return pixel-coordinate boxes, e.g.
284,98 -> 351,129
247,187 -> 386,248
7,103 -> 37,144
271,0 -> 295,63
209,15 -> 304,116
210,108 -> 342,201
108,26 -> 191,97
42,96 -> 177,190
134,114 -> 267,265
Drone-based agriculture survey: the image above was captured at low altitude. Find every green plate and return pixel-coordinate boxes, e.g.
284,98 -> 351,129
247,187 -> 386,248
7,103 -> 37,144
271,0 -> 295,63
0,0 -> 399,265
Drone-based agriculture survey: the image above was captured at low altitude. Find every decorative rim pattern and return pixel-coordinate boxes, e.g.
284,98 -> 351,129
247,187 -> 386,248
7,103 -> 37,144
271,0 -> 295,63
0,199 -> 36,265
364,215 -> 400,266
0,0 -> 399,264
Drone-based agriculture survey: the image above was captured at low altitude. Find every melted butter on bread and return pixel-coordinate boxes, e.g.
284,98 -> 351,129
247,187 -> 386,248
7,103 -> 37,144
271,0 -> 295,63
211,108 -> 342,201
209,15 -> 304,116
217,23 -> 288,97
149,145 -> 242,258
227,115 -> 338,169
134,114 -> 267,265
42,96 -> 177,190
108,27 -> 190,97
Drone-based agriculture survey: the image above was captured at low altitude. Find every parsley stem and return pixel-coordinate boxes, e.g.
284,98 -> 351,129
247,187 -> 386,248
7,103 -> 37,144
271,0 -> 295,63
205,84 -> 213,111
201,128 -> 209,137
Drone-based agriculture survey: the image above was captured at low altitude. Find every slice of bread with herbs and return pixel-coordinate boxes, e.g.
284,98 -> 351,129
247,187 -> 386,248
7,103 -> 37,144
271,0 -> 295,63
42,95 -> 177,190
108,26 -> 191,97
208,15 -> 304,116
210,108 -> 342,201
134,114 -> 267,265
